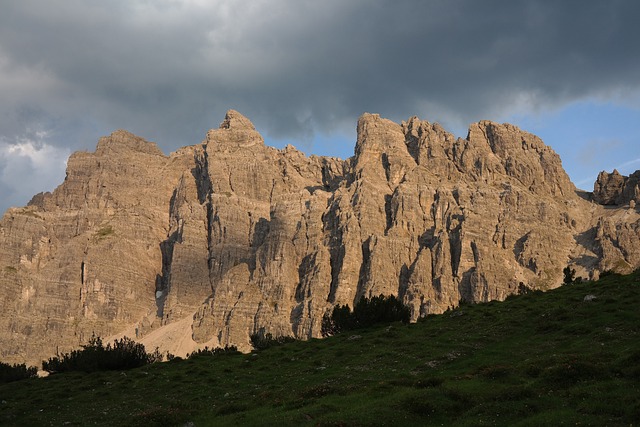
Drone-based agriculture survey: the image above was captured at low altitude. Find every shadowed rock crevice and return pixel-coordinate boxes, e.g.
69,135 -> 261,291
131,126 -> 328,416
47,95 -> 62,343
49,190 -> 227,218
155,228 -> 180,319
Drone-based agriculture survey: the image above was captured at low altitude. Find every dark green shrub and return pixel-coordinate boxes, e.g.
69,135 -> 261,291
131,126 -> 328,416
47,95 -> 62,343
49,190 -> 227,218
321,294 -> 411,336
42,335 -> 160,374
321,304 -> 354,336
563,266 -> 576,285
249,332 -> 295,351
517,282 -> 532,295
563,266 -> 584,285
146,347 -> 167,364
353,294 -> 411,325
188,345 -> 239,358
0,361 -> 37,383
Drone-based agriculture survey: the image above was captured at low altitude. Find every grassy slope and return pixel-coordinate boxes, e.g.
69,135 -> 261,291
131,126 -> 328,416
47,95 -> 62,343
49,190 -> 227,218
1,272 -> 639,426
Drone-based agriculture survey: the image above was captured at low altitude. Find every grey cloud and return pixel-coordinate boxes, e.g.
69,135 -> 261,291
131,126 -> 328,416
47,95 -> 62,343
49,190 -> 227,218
0,0 -> 639,210
4,1 -> 639,137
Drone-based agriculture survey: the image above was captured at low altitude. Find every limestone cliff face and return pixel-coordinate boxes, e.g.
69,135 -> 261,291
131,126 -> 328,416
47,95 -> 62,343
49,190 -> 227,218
0,110 -> 638,364
0,130 -> 194,364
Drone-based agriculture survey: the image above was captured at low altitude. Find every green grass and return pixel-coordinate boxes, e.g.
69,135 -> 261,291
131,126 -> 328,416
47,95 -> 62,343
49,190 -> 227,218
1,271 -> 639,426
94,225 -> 115,240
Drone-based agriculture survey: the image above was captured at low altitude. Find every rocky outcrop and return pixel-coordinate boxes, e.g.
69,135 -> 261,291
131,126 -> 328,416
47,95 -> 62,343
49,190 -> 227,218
593,169 -> 640,206
1,110 -> 639,365
588,169 -> 640,274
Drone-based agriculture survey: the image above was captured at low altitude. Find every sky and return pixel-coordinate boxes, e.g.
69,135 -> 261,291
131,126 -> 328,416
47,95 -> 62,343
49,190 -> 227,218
1,0 -> 639,214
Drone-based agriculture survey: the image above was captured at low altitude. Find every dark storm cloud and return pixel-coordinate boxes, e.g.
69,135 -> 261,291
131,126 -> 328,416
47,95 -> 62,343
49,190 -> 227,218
0,0 -> 639,210
3,0 -> 639,141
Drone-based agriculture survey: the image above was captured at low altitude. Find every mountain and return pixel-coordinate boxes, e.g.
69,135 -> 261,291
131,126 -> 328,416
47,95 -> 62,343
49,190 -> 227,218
1,110 -> 638,365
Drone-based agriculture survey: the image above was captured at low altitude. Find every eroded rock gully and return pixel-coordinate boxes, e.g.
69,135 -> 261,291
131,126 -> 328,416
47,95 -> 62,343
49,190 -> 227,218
1,110 -> 638,365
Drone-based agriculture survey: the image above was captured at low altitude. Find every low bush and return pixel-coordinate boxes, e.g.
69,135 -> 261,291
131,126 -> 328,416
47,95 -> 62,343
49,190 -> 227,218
0,361 -> 37,383
42,335 -> 161,374
249,332 -> 295,351
517,282 -> 532,295
563,266 -> 583,285
188,345 -> 240,358
322,294 -> 411,336
563,266 -> 576,284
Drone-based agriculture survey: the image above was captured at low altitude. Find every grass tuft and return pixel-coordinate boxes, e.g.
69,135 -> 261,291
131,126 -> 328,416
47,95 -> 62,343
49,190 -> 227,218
94,225 -> 115,239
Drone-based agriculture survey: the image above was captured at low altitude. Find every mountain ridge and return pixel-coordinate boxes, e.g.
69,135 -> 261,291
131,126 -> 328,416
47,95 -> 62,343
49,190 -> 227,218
1,110 -> 638,365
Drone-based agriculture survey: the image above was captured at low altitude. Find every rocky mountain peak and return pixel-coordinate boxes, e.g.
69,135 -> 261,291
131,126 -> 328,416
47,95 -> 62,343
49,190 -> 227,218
206,109 -> 264,147
219,109 -> 256,131
353,113 -> 412,182
95,129 -> 165,157
466,120 -> 574,197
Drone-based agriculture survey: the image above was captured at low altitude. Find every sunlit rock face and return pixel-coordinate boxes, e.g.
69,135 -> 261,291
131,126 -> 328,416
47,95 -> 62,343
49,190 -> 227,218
593,169 -> 640,206
1,110 -> 638,365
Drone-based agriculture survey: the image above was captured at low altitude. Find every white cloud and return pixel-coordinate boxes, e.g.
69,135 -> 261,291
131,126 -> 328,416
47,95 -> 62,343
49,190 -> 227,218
0,131 -> 70,212
616,158 -> 640,175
